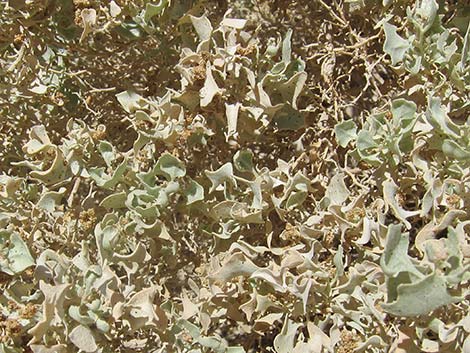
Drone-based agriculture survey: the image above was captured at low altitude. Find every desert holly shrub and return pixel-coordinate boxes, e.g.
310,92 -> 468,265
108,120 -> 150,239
0,1 -> 469,353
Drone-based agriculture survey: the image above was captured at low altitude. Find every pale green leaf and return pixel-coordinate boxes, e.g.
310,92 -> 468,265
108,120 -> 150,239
189,15 -> 213,41
205,163 -> 236,193
233,149 -> 254,173
226,347 -> 246,353
2,232 -> 35,274
383,179 -> 420,229
185,179 -> 205,205
380,225 -> 422,278
285,190 -> 307,210
225,102 -> 240,140
210,253 -> 258,282
426,97 -> 460,139
155,153 -> 186,181
109,1 -> 121,17
116,90 -> 145,113
37,188 -> 66,212
89,159 -> 127,189
391,99 -> 416,126
68,306 -> 95,326
356,130 -> 381,165
335,120 -> 357,147
200,66 -> 221,107
383,23 -> 410,65
98,141 -> 116,167
382,272 -> 462,317
69,325 -> 98,353
282,29 -> 293,64
324,173 -> 350,206
24,125 -> 52,154
441,139 -> 470,161
461,22 -> 470,68
197,336 -> 227,353
144,0 -> 169,22
99,191 -> 127,209
79,8 -> 96,43
416,0 -> 438,33
221,18 -> 247,29
274,317 -> 302,353
277,71 -> 307,109
273,105 -> 305,131
231,203 -> 264,224
30,147 -> 68,185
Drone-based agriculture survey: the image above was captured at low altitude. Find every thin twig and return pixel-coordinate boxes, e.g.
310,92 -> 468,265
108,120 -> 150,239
317,0 -> 348,28
333,33 -> 381,52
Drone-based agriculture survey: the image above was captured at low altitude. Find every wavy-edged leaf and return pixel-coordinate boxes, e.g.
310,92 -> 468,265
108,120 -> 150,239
380,225 -> 422,279
274,317 -> 302,353
233,149 -> 254,173
100,191 -> 127,209
69,325 -> 97,353
116,90 -> 145,113
382,272 -> 462,317
144,0 -> 169,22
205,162 -> 237,193
189,15 -> 213,41
37,188 -> 66,213
383,179 -> 420,229
383,22 -> 410,65
426,97 -> 460,139
155,153 -> 186,180
335,120 -> 357,147
0,231 -> 35,274
200,65 -> 221,107
185,179 -> 204,205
